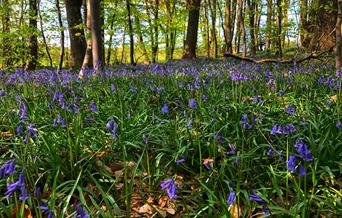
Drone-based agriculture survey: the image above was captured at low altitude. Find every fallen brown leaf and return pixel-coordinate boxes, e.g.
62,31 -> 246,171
0,131 -> 14,137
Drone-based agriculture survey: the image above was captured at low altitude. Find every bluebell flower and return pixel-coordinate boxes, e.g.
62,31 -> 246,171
0,161 -> 16,178
267,148 -> 274,157
89,102 -> 97,112
241,114 -> 253,129
299,165 -> 306,176
278,90 -> 285,96
227,144 -> 236,156
214,131 -> 224,144
294,140 -> 313,162
106,119 -> 115,132
189,98 -> 197,109
249,191 -> 271,216
285,104 -> 296,115
287,155 -> 297,172
160,178 -> 177,200
226,191 -> 236,206
175,156 -> 186,165
112,126 -> 117,139
249,191 -> 264,205
271,124 -> 282,135
110,84 -> 115,92
28,123 -> 37,137
75,204 -> 89,218
187,119 -> 193,128
19,185 -> 29,201
16,125 -> 23,135
23,134 -> 29,143
5,173 -> 25,198
162,104 -> 169,114
337,122 -> 342,129
202,95 -> 207,102
39,204 -> 53,218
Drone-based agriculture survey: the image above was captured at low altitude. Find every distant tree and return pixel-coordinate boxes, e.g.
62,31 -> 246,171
183,0 -> 201,59
336,0 -> 342,71
56,0 -> 65,71
126,0 -> 135,65
90,0 -> 103,72
1,0 -> 12,68
27,0 -> 38,70
265,0 -> 272,49
65,0 -> 86,68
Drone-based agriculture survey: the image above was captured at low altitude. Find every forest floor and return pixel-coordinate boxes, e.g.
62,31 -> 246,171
0,58 -> 341,217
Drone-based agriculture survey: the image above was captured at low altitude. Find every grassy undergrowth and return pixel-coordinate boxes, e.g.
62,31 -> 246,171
0,59 -> 341,217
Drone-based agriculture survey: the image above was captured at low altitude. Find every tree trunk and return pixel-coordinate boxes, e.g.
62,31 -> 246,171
152,0 -> 159,62
265,0 -> 272,49
223,0 -> 237,54
336,0 -> 342,72
299,0 -> 308,47
247,0 -> 256,56
121,26 -> 126,64
240,0 -> 246,57
183,0 -> 201,59
208,0 -> 218,58
79,0 -> 92,78
276,0 -> 282,56
203,0 -> 210,57
89,0 -> 103,72
126,0 -> 135,65
56,0 -> 65,71
135,11 -> 149,63
38,0 -> 53,68
27,0 -> 38,70
308,0 -> 337,51
1,0 -> 12,68
65,0 -> 86,68
107,13 -> 115,65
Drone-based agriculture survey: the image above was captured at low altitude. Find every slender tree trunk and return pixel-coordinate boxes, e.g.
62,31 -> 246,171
27,0 -> 38,70
265,0 -> 272,49
79,0 -> 92,78
203,0 -> 210,57
37,0 -> 53,68
152,0 -> 159,62
90,0 -> 103,72
107,14 -> 115,65
56,0 -> 65,71
121,26 -> 126,64
247,0 -> 256,56
1,0 -> 11,68
208,0 -> 217,58
241,0 -> 246,57
276,0 -> 282,56
135,12 -> 149,63
183,0 -> 201,59
126,0 -> 135,65
299,0 -> 308,47
65,0 -> 86,68
336,0 -> 342,71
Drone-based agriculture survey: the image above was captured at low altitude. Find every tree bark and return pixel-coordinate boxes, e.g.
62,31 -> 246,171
134,11 -> 149,63
1,0 -> 12,68
247,0 -> 256,56
336,0 -> 342,72
276,0 -> 282,56
107,13 -> 115,65
299,0 -> 308,47
183,0 -> 201,59
65,0 -> 86,68
265,0 -> 272,49
38,0 -> 53,68
56,0 -> 65,71
27,0 -> 38,70
90,0 -> 103,72
79,0 -> 92,78
208,0 -> 217,58
126,0 -> 135,65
